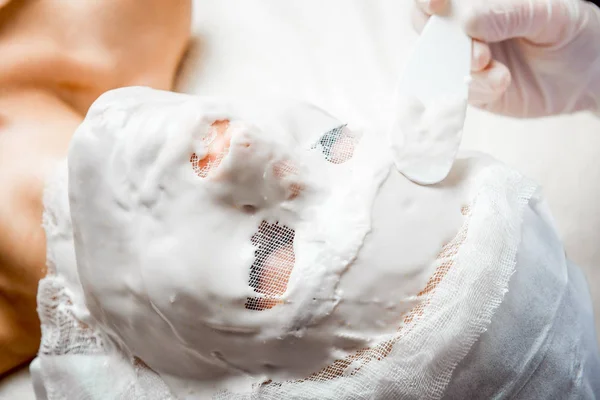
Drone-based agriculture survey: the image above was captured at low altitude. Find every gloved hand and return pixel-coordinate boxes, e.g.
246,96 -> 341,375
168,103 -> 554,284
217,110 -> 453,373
412,0 -> 600,117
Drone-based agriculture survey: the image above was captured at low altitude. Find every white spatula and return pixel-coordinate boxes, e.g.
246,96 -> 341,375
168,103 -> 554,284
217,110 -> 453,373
400,14 -> 471,104
389,11 -> 471,185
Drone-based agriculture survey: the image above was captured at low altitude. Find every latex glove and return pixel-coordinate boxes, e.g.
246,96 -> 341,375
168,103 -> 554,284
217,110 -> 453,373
412,0 -> 600,117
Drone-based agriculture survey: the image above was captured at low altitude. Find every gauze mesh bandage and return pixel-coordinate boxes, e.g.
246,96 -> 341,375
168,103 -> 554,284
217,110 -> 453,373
31,87 -> 599,399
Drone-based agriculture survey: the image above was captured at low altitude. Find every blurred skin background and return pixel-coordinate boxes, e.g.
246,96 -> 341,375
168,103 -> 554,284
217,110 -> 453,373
0,0 -> 192,375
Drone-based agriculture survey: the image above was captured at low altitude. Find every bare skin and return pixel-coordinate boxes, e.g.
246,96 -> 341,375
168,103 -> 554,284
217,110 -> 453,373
0,0 -> 191,375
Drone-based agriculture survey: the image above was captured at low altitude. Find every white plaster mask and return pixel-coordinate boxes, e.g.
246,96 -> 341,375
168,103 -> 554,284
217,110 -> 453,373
68,87 -> 469,389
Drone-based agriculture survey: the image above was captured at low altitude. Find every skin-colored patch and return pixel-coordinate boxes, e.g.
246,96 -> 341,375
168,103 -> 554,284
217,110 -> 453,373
190,120 -> 231,178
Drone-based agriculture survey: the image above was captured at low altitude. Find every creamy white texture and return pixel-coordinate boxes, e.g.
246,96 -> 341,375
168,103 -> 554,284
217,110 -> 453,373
389,94 -> 468,185
68,87 -> 471,393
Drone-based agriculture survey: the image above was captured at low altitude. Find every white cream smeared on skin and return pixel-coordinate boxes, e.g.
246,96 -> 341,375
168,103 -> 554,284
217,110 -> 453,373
390,94 -> 468,185
68,87 -> 470,395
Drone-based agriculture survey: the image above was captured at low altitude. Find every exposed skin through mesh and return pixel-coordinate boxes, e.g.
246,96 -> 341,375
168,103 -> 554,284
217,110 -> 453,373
250,203 -> 471,388
190,120 -> 231,178
41,114 -> 474,390
243,126 -> 360,311
245,222 -> 296,311
312,125 -> 356,165
188,120 -> 301,311
242,203 -> 472,384
186,121 -> 471,384
241,206 -> 471,385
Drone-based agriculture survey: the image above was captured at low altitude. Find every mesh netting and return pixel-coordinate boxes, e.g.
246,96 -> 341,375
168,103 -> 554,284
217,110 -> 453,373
272,160 -> 303,200
37,276 -> 105,357
212,167 -> 537,399
245,221 -> 296,311
312,125 -> 357,164
190,121 -> 301,312
35,123 -> 537,399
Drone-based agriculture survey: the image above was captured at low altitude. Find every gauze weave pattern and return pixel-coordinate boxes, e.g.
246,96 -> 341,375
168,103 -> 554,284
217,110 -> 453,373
32,155 -> 537,399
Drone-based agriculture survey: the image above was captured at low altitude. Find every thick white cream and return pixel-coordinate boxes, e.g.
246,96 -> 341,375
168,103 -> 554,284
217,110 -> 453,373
68,87 -> 471,394
389,94 -> 468,185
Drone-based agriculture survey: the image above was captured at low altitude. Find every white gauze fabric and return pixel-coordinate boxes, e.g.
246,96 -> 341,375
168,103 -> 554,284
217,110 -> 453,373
32,87 -> 539,399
